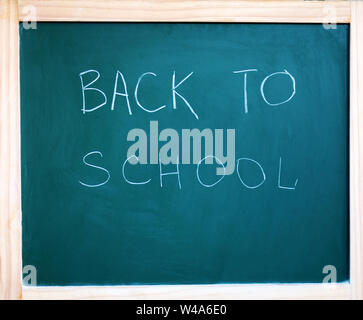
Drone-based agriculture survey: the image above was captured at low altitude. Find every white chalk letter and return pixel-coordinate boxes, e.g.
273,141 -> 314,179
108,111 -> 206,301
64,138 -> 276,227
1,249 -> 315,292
135,72 -> 166,113
278,157 -> 298,190
80,70 -> 107,114
233,69 -> 258,114
260,69 -> 296,106
79,151 -> 110,187
159,157 -> 181,189
111,71 -> 132,115
236,158 -> 266,189
122,155 -> 151,185
196,155 -> 226,188
172,71 -> 198,119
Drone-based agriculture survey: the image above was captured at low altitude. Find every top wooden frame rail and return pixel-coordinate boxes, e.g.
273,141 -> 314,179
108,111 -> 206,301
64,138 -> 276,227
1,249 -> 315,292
17,0 -> 351,23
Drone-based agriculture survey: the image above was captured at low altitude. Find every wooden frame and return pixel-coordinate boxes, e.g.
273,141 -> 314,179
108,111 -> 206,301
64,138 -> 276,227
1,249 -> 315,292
0,0 -> 361,300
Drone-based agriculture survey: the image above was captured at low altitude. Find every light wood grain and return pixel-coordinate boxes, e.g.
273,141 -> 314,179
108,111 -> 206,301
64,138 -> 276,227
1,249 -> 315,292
0,0 -> 22,300
22,282 -> 351,300
18,0 -> 351,22
350,0 -> 363,301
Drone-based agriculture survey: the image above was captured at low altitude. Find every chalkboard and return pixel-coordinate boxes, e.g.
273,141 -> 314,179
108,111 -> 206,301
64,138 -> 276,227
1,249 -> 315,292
20,23 -> 349,285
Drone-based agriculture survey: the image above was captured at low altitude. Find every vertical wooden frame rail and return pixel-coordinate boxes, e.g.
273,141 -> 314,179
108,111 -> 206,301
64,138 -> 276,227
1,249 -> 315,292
0,0 -> 22,300
350,0 -> 363,300
0,0 -> 361,299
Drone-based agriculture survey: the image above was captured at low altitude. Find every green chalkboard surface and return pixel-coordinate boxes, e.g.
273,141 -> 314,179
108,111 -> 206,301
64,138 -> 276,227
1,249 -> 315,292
20,23 -> 349,285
